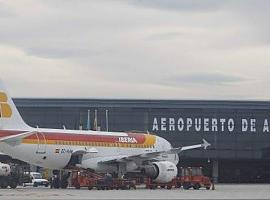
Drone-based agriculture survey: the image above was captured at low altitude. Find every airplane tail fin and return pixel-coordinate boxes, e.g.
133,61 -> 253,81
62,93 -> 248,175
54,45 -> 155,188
0,80 -> 30,130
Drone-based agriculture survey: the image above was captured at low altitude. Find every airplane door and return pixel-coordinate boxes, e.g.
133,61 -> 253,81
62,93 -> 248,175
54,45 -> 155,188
35,132 -> 47,154
117,142 -> 121,155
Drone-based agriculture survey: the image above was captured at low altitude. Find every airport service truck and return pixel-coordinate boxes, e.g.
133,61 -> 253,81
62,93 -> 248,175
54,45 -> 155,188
0,162 -> 20,189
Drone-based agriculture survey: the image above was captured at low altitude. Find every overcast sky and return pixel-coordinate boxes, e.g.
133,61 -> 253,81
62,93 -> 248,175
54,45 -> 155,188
0,0 -> 270,100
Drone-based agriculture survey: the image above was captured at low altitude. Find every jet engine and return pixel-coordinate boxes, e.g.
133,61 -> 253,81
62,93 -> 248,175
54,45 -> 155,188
143,161 -> 177,183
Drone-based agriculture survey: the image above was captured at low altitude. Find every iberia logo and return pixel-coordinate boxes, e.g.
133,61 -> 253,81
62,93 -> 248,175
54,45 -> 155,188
0,92 -> 12,118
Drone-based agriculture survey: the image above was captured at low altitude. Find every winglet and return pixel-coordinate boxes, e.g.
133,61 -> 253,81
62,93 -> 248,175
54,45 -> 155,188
202,139 -> 211,150
170,139 -> 211,153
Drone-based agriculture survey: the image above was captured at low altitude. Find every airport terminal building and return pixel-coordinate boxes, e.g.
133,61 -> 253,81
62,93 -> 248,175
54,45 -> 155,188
13,99 -> 270,183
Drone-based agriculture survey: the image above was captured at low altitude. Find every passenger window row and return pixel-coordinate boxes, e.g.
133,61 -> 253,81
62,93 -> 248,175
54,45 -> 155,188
54,140 -> 154,148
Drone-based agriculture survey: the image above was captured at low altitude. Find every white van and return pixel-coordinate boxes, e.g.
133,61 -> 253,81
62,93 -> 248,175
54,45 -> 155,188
23,172 -> 49,187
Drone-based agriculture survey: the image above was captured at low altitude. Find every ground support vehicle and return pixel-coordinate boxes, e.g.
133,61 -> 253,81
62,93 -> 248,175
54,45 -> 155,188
0,162 -> 22,189
70,170 -> 136,190
70,170 -> 103,189
180,167 -> 212,190
145,177 -> 181,190
23,172 -> 49,187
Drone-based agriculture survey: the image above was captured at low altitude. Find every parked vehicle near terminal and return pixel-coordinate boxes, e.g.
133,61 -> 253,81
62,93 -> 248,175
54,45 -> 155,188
71,170 -> 136,190
23,172 -> 49,187
180,167 -> 212,190
145,177 -> 180,190
0,162 -> 20,189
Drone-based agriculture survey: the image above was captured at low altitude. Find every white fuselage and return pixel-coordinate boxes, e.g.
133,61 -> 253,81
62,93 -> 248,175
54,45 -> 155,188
0,128 -> 179,173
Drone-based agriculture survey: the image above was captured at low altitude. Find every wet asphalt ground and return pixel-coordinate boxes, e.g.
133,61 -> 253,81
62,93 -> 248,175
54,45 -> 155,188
0,184 -> 269,200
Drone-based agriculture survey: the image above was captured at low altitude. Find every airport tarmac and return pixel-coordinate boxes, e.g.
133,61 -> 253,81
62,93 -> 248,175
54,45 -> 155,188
0,184 -> 269,200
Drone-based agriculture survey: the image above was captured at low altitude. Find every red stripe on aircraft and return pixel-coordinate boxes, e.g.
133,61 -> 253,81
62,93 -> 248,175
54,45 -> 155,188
0,130 -> 24,138
0,130 -> 147,144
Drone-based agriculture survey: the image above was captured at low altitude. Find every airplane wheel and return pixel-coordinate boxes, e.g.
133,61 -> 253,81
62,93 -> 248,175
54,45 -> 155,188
167,186 -> 172,190
183,183 -> 190,190
60,180 -> 68,189
150,185 -> 157,190
193,184 -> 200,190
9,181 -> 18,189
88,186 -> 93,190
0,182 -> 8,189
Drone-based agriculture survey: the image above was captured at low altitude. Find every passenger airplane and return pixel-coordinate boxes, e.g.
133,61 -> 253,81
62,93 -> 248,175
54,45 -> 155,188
0,81 -> 210,183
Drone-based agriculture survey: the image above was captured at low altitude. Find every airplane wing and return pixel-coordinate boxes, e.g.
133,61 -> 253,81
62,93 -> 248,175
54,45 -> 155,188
169,139 -> 210,154
0,131 -> 36,146
99,139 -> 210,164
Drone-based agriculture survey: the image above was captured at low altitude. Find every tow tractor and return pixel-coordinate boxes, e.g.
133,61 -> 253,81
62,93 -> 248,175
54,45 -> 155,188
180,167 -> 212,190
